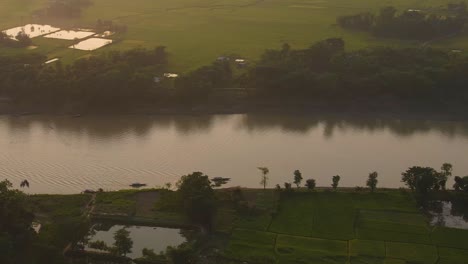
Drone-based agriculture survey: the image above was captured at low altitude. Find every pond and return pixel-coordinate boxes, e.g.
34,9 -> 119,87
86,224 -> 188,258
2,24 -> 60,39
69,38 -> 113,51
44,30 -> 95,40
428,201 -> 468,229
2,114 -> 468,194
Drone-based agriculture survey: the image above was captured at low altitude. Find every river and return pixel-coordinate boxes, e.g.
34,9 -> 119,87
1,114 -> 467,194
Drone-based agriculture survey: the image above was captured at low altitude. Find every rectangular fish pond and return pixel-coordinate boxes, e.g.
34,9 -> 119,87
84,223 -> 189,259
428,201 -> 468,229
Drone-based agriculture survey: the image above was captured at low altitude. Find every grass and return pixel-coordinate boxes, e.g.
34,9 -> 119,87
1,0 -> 466,72
349,239 -> 386,258
276,234 -> 347,264
30,194 -> 91,220
94,190 -> 138,216
385,242 -> 438,263
225,228 -> 277,263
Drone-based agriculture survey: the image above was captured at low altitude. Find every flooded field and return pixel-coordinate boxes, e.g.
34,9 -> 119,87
44,30 -> 95,40
70,38 -> 113,51
86,224 -> 187,258
2,24 -> 60,39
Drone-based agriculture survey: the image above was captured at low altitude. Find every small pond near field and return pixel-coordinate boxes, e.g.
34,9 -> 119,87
428,201 -> 468,229
86,224 -> 188,258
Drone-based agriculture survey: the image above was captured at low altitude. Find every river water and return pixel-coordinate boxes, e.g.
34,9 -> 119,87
1,114 -> 467,194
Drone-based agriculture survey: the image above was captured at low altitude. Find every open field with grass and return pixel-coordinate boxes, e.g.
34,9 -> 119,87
223,190 -> 468,263
1,0 -> 467,72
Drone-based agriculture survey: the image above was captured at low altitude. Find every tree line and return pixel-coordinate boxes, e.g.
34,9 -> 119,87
257,162 -> 467,195
2,38 -> 468,114
337,3 -> 468,40
33,0 -> 92,19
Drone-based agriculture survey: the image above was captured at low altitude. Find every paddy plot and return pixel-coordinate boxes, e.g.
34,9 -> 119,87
69,38 -> 113,51
2,24 -> 60,39
44,30 -> 95,40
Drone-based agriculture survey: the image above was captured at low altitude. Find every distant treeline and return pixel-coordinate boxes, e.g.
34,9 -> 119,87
337,3 -> 468,40
2,38 -> 468,114
34,0 -> 92,18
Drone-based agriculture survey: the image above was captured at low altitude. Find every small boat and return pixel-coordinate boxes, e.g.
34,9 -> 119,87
130,183 -> 147,188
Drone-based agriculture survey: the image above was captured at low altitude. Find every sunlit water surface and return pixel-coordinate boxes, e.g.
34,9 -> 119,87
1,114 -> 468,194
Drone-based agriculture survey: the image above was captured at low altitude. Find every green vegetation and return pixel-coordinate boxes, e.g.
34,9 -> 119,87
2,0 -> 468,73
338,3 -> 468,40
222,187 -> 468,263
3,164 -> 468,263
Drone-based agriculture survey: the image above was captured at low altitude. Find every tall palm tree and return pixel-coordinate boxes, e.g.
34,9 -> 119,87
258,167 -> 269,189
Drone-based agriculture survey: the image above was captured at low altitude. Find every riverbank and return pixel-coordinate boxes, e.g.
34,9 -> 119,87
2,103 -> 468,122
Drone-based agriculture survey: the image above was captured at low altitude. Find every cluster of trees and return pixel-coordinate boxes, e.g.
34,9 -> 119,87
338,4 -> 468,40
0,47 -> 168,111
245,38 -> 468,113
34,0 -> 92,18
3,37 -> 468,114
0,180 -> 83,264
401,163 -> 456,194
0,31 -> 32,48
268,169 -> 377,192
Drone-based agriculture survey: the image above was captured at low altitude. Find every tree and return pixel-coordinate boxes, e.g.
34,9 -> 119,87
88,240 -> 109,251
305,179 -> 316,191
439,163 -> 453,190
293,170 -> 303,188
258,167 -> 269,189
401,166 -> 438,194
177,172 -> 216,230
454,176 -> 468,192
167,244 -> 197,264
113,228 -> 133,256
366,171 -> 378,192
0,180 -> 35,264
332,175 -> 341,190
284,182 -> 293,192
211,177 -> 230,188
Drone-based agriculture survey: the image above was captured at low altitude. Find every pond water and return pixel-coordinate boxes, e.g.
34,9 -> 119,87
86,224 -> 187,258
44,30 -> 95,40
69,38 -> 113,51
428,201 -> 468,229
2,114 -> 468,194
2,24 -> 60,39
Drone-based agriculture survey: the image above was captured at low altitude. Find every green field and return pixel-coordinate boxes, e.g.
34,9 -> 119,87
224,190 -> 468,263
1,0 -> 467,72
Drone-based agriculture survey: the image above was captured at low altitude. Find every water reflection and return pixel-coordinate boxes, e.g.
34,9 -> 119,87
85,224 -> 188,258
2,114 -> 468,140
1,114 -> 468,193
428,200 -> 468,229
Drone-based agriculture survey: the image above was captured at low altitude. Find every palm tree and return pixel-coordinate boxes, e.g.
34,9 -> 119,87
20,179 -> 29,188
258,167 -> 269,190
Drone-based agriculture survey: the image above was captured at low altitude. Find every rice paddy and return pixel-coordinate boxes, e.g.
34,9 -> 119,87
224,190 -> 468,263
0,0 -> 466,72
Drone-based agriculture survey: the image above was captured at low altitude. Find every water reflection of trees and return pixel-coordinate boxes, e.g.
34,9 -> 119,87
238,114 -> 468,139
2,114 -> 468,140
